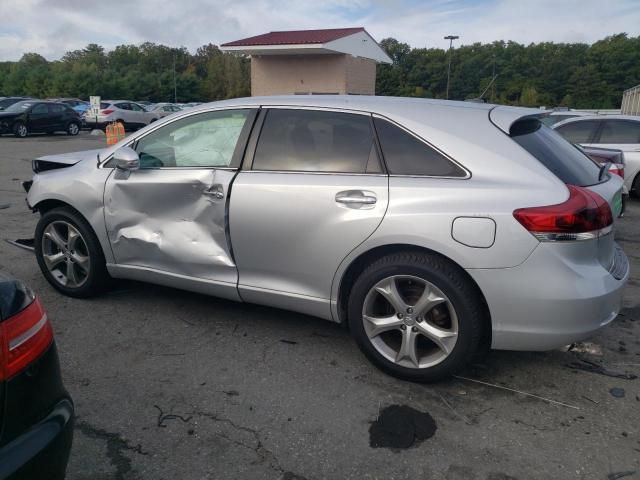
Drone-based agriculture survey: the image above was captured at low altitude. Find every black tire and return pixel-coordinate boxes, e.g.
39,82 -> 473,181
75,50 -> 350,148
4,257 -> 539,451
632,172 -> 640,198
13,122 -> 28,138
348,251 -> 486,383
35,207 -> 111,298
67,121 -> 80,136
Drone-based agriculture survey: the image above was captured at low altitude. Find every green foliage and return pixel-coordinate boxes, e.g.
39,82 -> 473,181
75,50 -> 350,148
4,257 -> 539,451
0,42 -> 250,102
376,34 -> 640,108
0,34 -> 636,108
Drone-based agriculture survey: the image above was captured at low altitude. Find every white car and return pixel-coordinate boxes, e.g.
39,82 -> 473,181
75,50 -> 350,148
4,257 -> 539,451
553,115 -> 640,195
146,103 -> 183,119
83,100 -> 158,131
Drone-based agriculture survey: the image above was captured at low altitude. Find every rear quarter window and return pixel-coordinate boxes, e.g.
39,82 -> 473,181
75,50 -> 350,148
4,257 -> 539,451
373,117 -> 467,177
512,119 -> 601,186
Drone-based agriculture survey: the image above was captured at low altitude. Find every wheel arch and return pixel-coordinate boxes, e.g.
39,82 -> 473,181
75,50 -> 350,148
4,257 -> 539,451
334,243 -> 492,346
32,198 -> 114,264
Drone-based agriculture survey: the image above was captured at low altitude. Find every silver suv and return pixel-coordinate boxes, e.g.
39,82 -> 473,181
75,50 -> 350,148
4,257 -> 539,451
25,96 -> 628,382
83,100 -> 158,130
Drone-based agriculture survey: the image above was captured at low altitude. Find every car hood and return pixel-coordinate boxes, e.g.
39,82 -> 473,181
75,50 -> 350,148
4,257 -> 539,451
33,148 -> 104,173
0,112 -> 21,120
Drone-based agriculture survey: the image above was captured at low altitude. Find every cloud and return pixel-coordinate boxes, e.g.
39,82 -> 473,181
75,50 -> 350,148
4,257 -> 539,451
0,0 -> 638,60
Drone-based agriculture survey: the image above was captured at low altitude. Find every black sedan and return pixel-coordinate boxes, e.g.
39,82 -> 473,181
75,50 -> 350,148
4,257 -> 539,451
0,101 -> 82,138
0,272 -> 74,479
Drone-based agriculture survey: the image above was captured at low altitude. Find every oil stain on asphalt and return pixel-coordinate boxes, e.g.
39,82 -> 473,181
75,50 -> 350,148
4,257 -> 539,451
369,405 -> 437,450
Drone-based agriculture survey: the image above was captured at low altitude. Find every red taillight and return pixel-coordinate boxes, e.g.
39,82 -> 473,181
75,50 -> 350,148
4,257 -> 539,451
513,185 -> 613,241
609,164 -> 624,179
0,298 -> 53,380
101,109 -> 114,115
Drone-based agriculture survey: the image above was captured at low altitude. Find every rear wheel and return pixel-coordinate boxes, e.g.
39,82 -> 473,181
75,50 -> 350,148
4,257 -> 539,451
13,122 -> 28,138
67,121 -> 80,136
348,251 -> 486,382
35,207 -> 111,297
632,172 -> 640,198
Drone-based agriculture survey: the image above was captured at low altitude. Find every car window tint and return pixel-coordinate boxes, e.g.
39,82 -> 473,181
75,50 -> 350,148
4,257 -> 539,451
130,103 -> 143,112
373,117 -> 466,177
31,104 -> 48,114
253,109 -> 375,173
511,119 -> 600,186
100,103 -> 110,109
554,120 -> 598,144
49,104 -> 65,113
135,110 -> 250,168
116,103 -> 130,110
598,120 -> 640,144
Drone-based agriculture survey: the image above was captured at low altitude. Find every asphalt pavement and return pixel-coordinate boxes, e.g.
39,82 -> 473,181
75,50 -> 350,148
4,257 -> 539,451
0,132 -> 639,480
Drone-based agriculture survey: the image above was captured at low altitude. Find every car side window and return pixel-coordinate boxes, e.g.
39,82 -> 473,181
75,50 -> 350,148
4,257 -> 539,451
130,103 -> 144,112
49,104 -> 65,113
31,104 -> 48,114
253,109 -> 377,173
373,117 -> 466,177
598,120 -> 640,144
116,103 -> 131,110
554,120 -> 599,144
134,109 -> 251,169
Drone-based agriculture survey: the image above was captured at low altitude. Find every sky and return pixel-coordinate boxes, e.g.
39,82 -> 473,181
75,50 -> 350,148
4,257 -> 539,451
1,0 -> 639,61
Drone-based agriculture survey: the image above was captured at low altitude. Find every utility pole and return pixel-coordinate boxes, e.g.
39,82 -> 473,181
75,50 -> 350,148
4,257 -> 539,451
444,35 -> 459,100
491,53 -> 496,103
173,53 -> 177,103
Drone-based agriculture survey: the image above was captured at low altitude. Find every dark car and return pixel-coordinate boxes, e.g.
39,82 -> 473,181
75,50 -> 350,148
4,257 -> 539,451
0,272 -> 74,479
0,97 -> 31,111
0,101 -> 82,138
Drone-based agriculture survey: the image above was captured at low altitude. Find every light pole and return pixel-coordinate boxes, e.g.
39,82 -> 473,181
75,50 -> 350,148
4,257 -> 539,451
444,35 -> 459,100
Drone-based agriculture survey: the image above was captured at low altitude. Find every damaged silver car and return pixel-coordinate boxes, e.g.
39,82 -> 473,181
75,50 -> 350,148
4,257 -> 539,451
25,96 -> 629,382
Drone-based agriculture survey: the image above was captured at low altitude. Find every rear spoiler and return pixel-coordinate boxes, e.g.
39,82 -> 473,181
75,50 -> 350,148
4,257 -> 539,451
489,105 -> 549,135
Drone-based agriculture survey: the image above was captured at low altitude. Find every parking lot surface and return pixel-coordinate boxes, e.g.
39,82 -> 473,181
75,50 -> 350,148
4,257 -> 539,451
1,133 -> 639,480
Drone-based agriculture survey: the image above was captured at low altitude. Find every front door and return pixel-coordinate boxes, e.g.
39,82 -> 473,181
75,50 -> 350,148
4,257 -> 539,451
28,103 -> 50,132
230,108 -> 389,318
104,108 -> 257,297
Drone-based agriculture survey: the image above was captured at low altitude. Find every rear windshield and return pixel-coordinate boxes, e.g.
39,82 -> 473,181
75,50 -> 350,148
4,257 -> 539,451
511,119 -> 601,186
100,102 -> 111,109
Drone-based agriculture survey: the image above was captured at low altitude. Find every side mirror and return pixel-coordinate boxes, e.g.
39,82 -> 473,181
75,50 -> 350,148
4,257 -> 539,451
113,147 -> 140,171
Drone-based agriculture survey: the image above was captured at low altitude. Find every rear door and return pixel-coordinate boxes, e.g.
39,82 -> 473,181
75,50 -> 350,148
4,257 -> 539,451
230,108 -> 388,317
104,108 -> 257,299
47,104 -> 65,130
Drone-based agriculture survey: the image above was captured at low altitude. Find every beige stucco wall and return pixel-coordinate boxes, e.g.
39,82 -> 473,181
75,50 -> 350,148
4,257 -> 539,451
251,54 -> 376,96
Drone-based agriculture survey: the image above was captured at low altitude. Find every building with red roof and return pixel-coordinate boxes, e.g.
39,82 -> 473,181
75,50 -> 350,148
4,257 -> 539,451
221,28 -> 392,96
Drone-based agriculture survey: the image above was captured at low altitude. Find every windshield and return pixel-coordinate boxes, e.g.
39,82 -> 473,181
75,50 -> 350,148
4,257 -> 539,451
4,101 -> 36,113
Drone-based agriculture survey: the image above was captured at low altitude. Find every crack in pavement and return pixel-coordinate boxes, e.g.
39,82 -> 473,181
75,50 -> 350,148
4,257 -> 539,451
76,420 -> 148,480
192,410 -> 285,476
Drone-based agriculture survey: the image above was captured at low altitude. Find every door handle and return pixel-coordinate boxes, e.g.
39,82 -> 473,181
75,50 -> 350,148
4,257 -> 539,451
335,190 -> 377,208
204,184 -> 224,199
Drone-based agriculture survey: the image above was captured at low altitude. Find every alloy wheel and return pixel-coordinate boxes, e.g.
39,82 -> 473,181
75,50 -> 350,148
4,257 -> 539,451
362,275 -> 458,369
17,124 -> 27,137
68,123 -> 79,135
41,221 -> 90,288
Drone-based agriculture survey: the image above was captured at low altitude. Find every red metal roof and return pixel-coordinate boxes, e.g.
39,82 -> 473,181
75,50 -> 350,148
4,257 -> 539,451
221,28 -> 365,47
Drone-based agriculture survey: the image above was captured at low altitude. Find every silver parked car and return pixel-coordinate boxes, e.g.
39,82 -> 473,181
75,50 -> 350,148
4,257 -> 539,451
146,103 -> 183,119
82,100 -> 158,130
553,115 -> 640,196
25,96 -> 628,382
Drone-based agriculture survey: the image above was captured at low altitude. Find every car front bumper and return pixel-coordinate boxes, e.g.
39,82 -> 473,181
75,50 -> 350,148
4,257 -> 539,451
468,242 -> 629,351
0,397 -> 74,480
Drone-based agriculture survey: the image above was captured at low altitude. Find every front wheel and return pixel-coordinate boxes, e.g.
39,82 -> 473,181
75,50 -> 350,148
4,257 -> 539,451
35,207 -> 111,297
348,251 -> 486,382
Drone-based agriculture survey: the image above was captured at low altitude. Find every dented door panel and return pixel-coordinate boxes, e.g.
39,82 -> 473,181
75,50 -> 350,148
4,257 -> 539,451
104,168 -> 237,286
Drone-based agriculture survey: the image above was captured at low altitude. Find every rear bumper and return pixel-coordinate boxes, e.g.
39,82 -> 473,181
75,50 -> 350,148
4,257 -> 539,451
468,242 -> 629,351
0,398 -> 74,480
